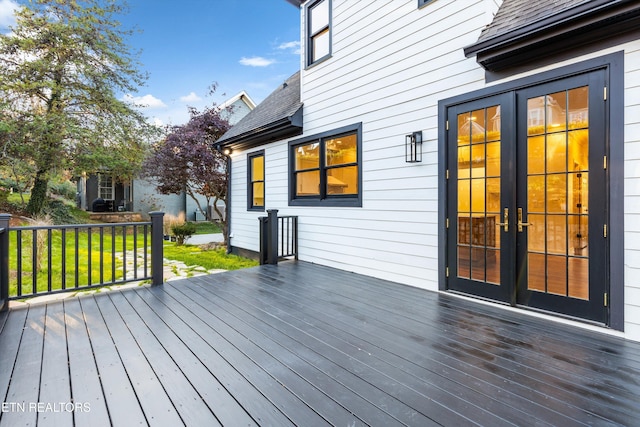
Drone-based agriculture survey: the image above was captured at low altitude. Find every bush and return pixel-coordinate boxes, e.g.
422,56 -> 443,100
43,200 -> 78,224
49,180 -> 77,200
171,222 -> 197,245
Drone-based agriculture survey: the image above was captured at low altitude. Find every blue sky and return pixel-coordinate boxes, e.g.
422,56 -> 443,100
0,0 -> 302,126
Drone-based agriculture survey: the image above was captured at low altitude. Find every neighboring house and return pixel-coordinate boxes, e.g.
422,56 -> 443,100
216,0 -> 640,342
79,92 -> 256,220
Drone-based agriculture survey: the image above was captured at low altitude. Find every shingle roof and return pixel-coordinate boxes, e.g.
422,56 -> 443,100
465,0 -> 640,71
476,0 -> 592,43
216,71 -> 302,147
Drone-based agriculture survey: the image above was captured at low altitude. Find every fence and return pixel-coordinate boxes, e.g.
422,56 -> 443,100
259,209 -> 298,265
0,212 -> 164,310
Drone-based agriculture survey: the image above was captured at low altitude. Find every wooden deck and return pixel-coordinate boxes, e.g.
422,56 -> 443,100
1,261 -> 639,426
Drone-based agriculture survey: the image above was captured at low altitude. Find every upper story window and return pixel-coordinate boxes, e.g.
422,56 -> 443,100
289,123 -> 362,207
307,0 -> 331,66
248,151 -> 265,211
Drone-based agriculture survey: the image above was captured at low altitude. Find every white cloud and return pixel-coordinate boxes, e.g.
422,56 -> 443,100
179,92 -> 202,103
122,93 -> 167,109
151,117 -> 165,128
278,40 -> 301,54
239,56 -> 276,67
0,0 -> 18,30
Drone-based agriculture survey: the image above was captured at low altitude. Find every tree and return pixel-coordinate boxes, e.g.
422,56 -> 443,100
142,105 -> 231,244
0,0 -> 151,215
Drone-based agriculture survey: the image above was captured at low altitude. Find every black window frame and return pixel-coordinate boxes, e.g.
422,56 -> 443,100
289,123 -> 362,207
306,0 -> 332,68
418,0 -> 435,8
247,150 -> 265,211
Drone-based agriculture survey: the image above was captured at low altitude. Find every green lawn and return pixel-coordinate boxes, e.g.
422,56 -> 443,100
163,243 -> 258,271
7,225 -> 256,297
8,227 -> 149,296
191,221 -> 222,234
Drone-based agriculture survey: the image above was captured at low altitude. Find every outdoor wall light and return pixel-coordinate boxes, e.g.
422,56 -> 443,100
405,131 -> 422,163
223,147 -> 232,156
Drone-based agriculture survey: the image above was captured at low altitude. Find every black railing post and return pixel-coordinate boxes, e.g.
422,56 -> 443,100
150,212 -> 164,286
267,209 -> 279,265
259,216 -> 268,265
0,214 -> 11,311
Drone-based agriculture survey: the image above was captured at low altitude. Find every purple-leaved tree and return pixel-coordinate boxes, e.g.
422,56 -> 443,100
142,104 -> 231,244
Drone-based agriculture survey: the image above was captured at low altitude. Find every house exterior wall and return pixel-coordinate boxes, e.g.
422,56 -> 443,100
229,0 -> 498,287
228,0 -> 640,341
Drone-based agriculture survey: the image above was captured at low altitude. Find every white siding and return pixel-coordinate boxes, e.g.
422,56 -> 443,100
623,43 -> 640,341
228,0 -> 640,341
230,0 -> 497,290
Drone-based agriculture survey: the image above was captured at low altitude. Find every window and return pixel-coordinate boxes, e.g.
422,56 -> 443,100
98,174 -> 114,200
289,123 -> 362,207
307,0 -> 331,66
247,151 -> 265,211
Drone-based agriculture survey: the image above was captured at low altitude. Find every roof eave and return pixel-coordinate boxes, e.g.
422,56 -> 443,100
465,0 -> 640,71
216,106 -> 303,152
285,0 -> 304,7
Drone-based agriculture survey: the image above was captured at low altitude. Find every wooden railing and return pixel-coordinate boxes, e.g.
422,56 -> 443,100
0,212 -> 164,309
259,209 -> 298,265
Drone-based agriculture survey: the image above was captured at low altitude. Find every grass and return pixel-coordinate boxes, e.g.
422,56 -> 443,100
8,227 -> 149,297
6,225 -> 257,298
163,243 -> 258,271
191,221 -> 222,234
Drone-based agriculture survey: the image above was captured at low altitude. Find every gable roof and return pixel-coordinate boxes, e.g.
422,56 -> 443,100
465,0 -> 640,71
217,91 -> 257,112
216,71 -> 303,151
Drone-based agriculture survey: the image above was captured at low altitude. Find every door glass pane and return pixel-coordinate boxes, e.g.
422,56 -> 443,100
471,145 -> 485,178
547,255 -> 567,295
568,87 -> 589,129
528,176 -> 545,213
526,86 -> 589,299
547,133 -> 567,173
546,215 -> 566,255
486,141 -> 500,176
546,91 -> 567,133
456,106 -> 500,286
568,257 -> 589,300
528,136 -> 545,174
546,174 -> 567,213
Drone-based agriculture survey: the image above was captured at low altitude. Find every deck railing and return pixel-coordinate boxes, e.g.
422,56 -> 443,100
259,209 -> 298,265
0,212 -> 164,310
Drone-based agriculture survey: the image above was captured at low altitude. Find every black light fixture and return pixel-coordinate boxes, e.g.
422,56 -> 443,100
405,131 -> 422,163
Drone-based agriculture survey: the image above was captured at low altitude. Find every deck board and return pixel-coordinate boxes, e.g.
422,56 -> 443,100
1,260 -> 639,426
78,296 -> 147,427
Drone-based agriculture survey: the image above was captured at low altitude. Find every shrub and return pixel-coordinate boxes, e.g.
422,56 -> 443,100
171,222 -> 196,245
49,180 -> 76,200
163,212 -> 185,236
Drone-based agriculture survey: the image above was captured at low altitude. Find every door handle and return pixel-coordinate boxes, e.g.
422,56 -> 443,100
496,208 -> 509,232
518,208 -> 532,232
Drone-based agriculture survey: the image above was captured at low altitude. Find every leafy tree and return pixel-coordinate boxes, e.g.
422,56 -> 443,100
142,105 -> 231,244
0,0 -> 152,215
